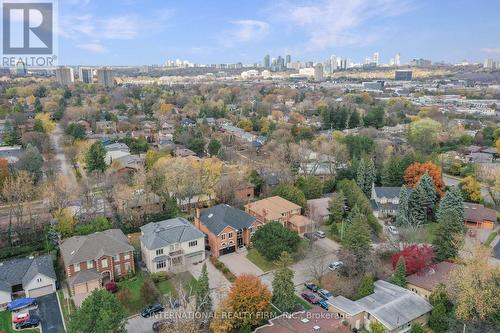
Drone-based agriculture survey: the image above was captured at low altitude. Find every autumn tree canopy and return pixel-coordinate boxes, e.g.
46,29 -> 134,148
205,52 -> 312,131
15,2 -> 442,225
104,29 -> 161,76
392,244 -> 435,275
404,161 -> 445,197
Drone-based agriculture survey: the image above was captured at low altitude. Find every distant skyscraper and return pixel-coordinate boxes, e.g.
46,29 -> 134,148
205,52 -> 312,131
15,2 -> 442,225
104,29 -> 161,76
395,53 -> 401,66
314,63 -> 324,81
484,58 -> 494,69
264,54 -> 270,68
285,54 -> 291,66
373,52 -> 379,66
15,59 -> 27,76
79,67 -> 93,83
96,67 -> 114,87
55,67 -> 74,85
329,55 -> 338,73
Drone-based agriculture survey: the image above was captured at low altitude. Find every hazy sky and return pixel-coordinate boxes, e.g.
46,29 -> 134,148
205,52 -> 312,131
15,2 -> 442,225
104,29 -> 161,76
57,0 -> 500,66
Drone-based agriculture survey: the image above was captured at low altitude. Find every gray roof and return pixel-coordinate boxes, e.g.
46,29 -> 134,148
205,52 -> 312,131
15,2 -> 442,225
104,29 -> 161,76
60,229 -> 134,265
0,255 -> 56,290
199,204 -> 256,235
374,187 -> 401,199
328,280 -> 432,330
140,217 -> 205,250
68,269 -> 101,286
494,241 -> 500,260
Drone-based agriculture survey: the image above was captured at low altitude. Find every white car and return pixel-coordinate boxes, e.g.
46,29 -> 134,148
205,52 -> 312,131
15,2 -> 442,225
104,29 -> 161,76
388,225 -> 399,235
328,261 -> 343,271
315,231 -> 326,238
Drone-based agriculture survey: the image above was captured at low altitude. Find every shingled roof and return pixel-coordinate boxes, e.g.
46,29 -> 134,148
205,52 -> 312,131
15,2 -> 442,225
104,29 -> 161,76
0,255 -> 56,290
198,204 -> 256,235
140,217 -> 205,250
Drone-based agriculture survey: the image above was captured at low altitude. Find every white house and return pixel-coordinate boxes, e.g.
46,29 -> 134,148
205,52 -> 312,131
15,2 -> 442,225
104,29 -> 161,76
140,218 -> 206,273
0,255 -> 57,309
370,185 -> 401,218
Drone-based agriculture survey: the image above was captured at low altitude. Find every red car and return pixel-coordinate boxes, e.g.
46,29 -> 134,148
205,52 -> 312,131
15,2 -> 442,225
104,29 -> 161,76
13,312 -> 30,324
301,292 -> 319,304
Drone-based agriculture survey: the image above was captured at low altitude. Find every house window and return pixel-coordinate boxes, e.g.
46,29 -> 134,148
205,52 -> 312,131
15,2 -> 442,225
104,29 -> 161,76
170,243 -> 179,251
189,240 -> 198,247
228,232 -> 233,239
87,260 -> 94,268
114,265 -> 121,275
221,233 -> 226,240
221,242 -> 226,248
156,248 -> 164,255
37,277 -> 42,283
124,253 -> 130,260
156,260 -> 166,269
101,259 -> 108,268
114,254 -> 120,261
74,263 -> 80,272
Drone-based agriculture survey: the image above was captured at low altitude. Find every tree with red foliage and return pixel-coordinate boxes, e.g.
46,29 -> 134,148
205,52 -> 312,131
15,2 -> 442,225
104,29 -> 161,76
404,161 -> 444,197
392,244 -> 435,275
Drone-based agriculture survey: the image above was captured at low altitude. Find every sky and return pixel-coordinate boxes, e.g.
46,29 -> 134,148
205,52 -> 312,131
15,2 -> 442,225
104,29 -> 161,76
56,0 -> 500,66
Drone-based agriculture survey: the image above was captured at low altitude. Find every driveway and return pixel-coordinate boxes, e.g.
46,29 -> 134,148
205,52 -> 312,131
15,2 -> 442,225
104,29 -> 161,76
219,251 -> 264,277
126,314 -> 155,333
188,259 -> 231,307
29,293 -> 65,333
315,237 -> 340,252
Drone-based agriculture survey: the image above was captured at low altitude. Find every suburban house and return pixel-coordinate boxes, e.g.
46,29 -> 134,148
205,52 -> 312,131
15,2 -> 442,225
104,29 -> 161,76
370,186 -> 401,218
60,229 -> 135,306
140,218 -> 205,273
104,142 -> 131,165
245,196 -> 313,234
327,280 -> 433,333
406,261 -> 458,298
464,202 -> 497,230
0,255 -> 57,309
195,204 -> 256,257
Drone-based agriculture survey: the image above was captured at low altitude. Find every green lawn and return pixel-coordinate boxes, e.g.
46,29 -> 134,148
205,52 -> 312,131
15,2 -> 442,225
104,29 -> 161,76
0,310 -> 40,333
246,248 -> 277,272
293,294 -> 313,310
57,289 -> 75,328
155,271 -> 197,297
117,272 -> 144,315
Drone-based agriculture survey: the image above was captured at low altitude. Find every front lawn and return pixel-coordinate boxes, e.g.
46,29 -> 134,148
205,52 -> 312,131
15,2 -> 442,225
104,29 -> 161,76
0,310 -> 40,333
246,248 -> 276,272
155,272 -> 197,297
117,272 -> 144,315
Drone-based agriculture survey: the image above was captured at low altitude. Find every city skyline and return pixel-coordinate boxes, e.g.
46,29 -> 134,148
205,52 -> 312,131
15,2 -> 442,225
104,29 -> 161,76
57,0 -> 500,66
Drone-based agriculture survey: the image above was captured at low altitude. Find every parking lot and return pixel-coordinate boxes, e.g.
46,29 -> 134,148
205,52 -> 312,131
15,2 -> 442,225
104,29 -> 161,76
29,293 -> 65,333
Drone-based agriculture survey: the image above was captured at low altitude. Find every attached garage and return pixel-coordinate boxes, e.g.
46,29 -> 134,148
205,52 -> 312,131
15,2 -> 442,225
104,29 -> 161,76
185,251 -> 205,265
219,246 -> 236,256
27,285 -> 55,298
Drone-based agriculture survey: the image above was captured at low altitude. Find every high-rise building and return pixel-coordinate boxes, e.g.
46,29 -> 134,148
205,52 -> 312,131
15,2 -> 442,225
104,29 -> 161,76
484,58 -> 495,69
96,67 -> 114,87
373,52 -> 379,66
264,54 -> 270,68
394,53 -> 401,66
314,63 -> 324,81
79,67 -> 93,83
55,67 -> 74,85
15,59 -> 27,76
330,55 -> 338,72
285,54 -> 291,66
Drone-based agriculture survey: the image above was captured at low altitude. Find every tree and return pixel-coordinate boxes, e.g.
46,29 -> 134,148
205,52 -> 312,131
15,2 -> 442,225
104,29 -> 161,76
16,143 -> 43,182
195,263 -> 212,327
417,173 -> 437,214
343,135 -> 375,158
3,121 -> 21,145
391,256 -> 407,287
237,119 -> 253,132
228,274 -> 272,328
34,97 -> 43,113
140,280 -> 158,305
408,117 -> 442,152
85,141 -> 107,173
295,176 -> 322,199
433,209 -> 464,261
116,288 -> 132,311
210,299 -> 233,333
55,208 -> 76,238
251,222 -> 302,261
363,105 -> 385,128
458,176 -> 481,203
435,187 -> 464,224
327,191 -> 345,225
356,273 -> 374,299
408,184 -> 427,228
404,161 -> 445,197
356,156 -> 376,196
343,212 -> 372,259
409,323 -> 424,333
370,321 -> 385,333
391,245 -> 434,274
188,137 -> 206,156
65,123 -> 86,139
272,252 -> 295,312
207,139 -> 221,156
272,183 -> 307,209
429,302 -> 448,333
395,185 -> 410,227
67,289 -> 126,333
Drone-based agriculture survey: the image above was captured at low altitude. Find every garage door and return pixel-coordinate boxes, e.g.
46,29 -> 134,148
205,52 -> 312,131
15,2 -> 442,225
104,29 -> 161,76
219,246 -> 236,256
28,285 -> 54,298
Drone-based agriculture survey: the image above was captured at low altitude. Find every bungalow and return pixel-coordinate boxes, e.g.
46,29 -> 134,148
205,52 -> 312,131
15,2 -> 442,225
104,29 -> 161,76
0,256 -> 57,309
328,280 -> 433,333
195,204 -> 256,257
464,202 -> 497,230
406,262 -> 458,299
371,185 -> 401,218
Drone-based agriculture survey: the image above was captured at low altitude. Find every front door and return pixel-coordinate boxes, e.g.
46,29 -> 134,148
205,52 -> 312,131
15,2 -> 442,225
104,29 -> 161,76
237,230 -> 243,247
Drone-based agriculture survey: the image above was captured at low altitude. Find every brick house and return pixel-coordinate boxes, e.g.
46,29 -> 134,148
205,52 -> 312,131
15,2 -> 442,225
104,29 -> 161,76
195,204 -> 256,257
60,229 -> 135,306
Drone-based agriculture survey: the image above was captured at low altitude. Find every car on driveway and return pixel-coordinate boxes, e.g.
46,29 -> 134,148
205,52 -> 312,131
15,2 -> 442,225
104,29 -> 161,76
317,289 -> 332,299
141,304 -> 165,317
13,312 -> 30,324
301,292 -> 319,304
328,261 -> 343,271
303,232 -> 318,241
318,299 -> 329,310
15,316 -> 40,329
387,225 -> 399,235
304,282 -> 319,292
315,230 -> 326,238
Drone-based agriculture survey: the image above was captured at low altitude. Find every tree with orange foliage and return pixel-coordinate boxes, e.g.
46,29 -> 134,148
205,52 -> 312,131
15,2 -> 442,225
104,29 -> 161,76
227,274 -> 272,329
404,161 -> 444,197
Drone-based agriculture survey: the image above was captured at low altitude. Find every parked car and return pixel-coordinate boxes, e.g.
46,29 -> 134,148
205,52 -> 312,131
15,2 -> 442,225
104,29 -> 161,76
317,289 -> 332,299
318,299 -> 329,310
7,298 -> 37,311
15,316 -> 40,329
315,230 -> 326,238
304,282 -> 319,292
387,225 -> 399,235
303,232 -> 317,241
328,261 -> 343,271
141,304 -> 165,317
13,313 -> 30,324
104,281 -> 118,293
301,292 -> 319,304
152,319 -> 174,332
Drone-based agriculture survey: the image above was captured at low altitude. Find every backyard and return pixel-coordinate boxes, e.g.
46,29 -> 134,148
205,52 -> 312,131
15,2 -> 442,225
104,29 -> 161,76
0,310 -> 40,333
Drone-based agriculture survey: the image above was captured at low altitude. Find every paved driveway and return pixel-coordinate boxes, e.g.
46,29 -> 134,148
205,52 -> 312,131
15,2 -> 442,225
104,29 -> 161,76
219,251 -> 264,277
188,259 -> 231,307
29,293 -> 65,333
126,314 -> 156,333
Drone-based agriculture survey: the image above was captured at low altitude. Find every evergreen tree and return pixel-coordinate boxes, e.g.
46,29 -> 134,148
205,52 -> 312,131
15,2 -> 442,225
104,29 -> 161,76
391,257 -> 407,287
34,97 -> 43,113
3,121 -> 21,145
409,323 -> 425,333
195,263 -> 212,327
433,209 -> 464,260
417,173 -> 437,221
356,273 -> 374,299
436,187 -> 464,223
356,156 -> 375,196
327,191 -> 345,225
343,211 -> 372,257
17,143 -> 43,182
381,155 -> 404,186
408,184 -> 426,229
395,185 -> 410,227
85,141 -> 107,173
272,252 -> 295,312
428,302 -> 449,333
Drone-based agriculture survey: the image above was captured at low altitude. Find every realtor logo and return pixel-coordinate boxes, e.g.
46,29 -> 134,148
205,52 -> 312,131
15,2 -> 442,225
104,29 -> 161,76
1,0 -> 57,67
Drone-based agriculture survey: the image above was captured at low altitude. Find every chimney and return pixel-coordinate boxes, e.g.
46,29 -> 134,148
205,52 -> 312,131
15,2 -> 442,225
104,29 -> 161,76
195,207 -> 201,219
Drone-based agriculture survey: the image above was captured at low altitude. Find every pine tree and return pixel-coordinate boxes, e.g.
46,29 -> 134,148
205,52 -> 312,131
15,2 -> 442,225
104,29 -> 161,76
391,257 -> 407,287
272,252 -> 295,312
85,141 -> 107,173
34,97 -> 43,113
343,211 -> 372,256
436,187 -> 464,223
327,191 -> 345,225
429,302 -> 449,333
356,273 -> 374,299
395,185 -> 410,227
195,263 -> 212,326
433,208 -> 464,260
417,173 -> 437,216
409,184 -> 426,229
356,156 -> 375,196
